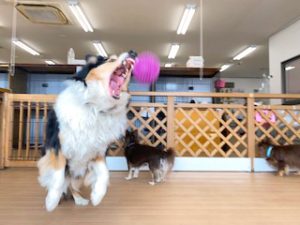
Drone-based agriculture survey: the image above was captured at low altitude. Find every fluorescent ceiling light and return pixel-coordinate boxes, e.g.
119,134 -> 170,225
168,44 -> 180,59
220,64 -> 232,72
69,3 -> 93,32
233,46 -> 257,60
177,5 -> 196,35
165,63 -> 173,67
93,42 -> 108,57
13,40 -> 40,56
45,60 -> 55,65
285,66 -> 295,71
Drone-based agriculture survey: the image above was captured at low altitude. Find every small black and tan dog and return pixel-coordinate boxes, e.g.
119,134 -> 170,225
258,138 -> 300,176
124,130 -> 175,185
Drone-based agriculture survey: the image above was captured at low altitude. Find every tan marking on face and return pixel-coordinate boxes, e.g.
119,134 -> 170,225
85,57 -> 132,92
85,60 -> 120,82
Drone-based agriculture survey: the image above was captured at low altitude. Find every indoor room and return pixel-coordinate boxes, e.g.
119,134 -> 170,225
0,0 -> 300,224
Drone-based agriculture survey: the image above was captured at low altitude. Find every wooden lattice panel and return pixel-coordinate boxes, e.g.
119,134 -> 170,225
174,106 -> 248,157
107,104 -> 168,156
4,92 -> 300,167
254,107 -> 300,145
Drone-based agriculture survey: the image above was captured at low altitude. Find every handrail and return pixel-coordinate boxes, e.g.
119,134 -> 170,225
0,88 -> 11,93
130,92 -> 300,99
8,92 -> 300,99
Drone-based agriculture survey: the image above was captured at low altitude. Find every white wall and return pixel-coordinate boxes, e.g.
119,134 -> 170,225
155,77 -> 212,103
221,78 -> 263,93
269,19 -> 300,94
27,74 -> 212,103
27,74 -> 72,94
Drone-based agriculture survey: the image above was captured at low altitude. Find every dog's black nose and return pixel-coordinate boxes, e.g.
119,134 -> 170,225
128,50 -> 137,59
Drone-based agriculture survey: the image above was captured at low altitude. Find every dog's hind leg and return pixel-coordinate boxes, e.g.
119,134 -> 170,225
70,177 -> 89,206
148,161 -> 161,185
87,156 -> 109,206
148,171 -> 155,186
133,167 -> 140,178
125,166 -> 135,180
277,160 -> 286,177
148,169 -> 162,185
284,165 -> 290,176
160,159 -> 170,181
38,151 -> 66,212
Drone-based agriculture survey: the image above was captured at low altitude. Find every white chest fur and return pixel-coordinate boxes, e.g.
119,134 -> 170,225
54,82 -> 129,172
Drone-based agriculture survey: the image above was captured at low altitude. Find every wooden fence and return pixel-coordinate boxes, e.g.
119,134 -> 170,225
0,92 -> 300,170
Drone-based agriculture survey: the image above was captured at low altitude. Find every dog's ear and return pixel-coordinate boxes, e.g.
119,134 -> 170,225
133,129 -> 138,138
125,129 -> 131,137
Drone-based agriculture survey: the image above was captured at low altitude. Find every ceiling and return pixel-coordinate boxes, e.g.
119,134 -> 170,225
0,0 -> 300,77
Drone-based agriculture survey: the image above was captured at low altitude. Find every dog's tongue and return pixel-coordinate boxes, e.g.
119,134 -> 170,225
109,75 -> 124,98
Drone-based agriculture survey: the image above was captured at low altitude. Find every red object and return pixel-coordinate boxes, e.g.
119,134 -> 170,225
215,79 -> 226,88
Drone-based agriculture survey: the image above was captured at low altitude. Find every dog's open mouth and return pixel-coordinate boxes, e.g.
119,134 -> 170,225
109,66 -> 126,99
109,58 -> 135,99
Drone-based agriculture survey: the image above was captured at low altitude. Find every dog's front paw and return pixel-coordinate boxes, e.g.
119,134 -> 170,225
277,170 -> 285,177
45,191 -> 61,212
125,176 -> 132,180
148,181 -> 156,186
91,191 -> 105,206
74,196 -> 89,206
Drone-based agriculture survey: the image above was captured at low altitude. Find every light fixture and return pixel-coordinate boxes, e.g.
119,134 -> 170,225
233,46 -> 257,60
13,39 -> 40,56
93,42 -> 108,57
285,66 -> 295,71
68,1 -> 93,32
168,44 -> 180,59
45,60 -> 55,65
165,63 -> 173,67
220,64 -> 232,72
177,5 -> 196,35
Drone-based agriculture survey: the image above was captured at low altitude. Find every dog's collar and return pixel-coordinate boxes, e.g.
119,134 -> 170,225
266,146 -> 273,158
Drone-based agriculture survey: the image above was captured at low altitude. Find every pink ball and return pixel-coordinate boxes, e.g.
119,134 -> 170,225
133,52 -> 160,83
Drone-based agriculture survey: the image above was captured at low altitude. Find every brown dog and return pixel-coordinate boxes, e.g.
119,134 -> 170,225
124,130 -> 175,185
258,138 -> 300,176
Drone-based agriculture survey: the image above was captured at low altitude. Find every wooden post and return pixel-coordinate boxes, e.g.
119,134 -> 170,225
167,96 -> 175,149
1,93 -> 13,168
25,102 -> 31,159
0,93 -> 5,169
247,95 -> 255,172
17,101 -> 24,158
5,94 -> 14,167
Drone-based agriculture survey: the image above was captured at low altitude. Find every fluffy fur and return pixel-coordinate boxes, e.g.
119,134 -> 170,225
124,130 -> 175,185
258,138 -> 300,176
37,52 -> 135,211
